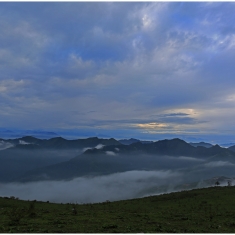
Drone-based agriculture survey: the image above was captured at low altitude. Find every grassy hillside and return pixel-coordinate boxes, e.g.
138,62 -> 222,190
1,186 -> 235,233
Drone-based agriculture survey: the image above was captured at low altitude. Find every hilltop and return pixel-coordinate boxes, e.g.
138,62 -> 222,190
1,186 -> 235,233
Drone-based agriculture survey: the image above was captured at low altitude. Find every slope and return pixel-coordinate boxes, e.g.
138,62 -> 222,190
1,186 -> 235,233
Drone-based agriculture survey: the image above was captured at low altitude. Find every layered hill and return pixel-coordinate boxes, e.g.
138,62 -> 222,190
16,138 -> 235,182
83,138 -> 234,158
4,136 -> 120,149
0,136 -> 121,182
118,138 -> 153,145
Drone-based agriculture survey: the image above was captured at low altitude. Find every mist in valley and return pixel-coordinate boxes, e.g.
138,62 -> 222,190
1,150 -> 235,204
0,170 -> 182,203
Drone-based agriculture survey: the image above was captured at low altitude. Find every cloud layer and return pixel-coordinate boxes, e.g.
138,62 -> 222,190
0,2 -> 235,143
0,170 -> 182,203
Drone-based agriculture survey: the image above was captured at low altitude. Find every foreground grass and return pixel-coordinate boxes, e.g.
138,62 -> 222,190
1,186 -> 235,233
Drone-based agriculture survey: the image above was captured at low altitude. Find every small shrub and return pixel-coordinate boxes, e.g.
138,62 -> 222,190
72,205 -> 77,215
27,202 -> 36,217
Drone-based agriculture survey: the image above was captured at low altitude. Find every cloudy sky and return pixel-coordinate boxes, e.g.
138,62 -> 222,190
0,2 -> 235,143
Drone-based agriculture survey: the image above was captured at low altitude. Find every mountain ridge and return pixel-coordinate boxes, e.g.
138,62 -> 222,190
14,137 -> 235,182
83,138 -> 235,158
2,136 -> 121,150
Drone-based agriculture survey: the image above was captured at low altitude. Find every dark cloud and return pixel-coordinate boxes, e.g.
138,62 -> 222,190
0,2 -> 235,143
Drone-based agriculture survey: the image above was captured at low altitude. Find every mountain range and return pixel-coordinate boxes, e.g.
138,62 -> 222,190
0,136 -> 121,182
118,138 -> 153,145
1,136 -> 120,149
0,136 -> 234,183
83,138 -> 234,157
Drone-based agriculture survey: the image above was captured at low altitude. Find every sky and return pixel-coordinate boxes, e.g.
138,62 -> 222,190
0,2 -> 235,143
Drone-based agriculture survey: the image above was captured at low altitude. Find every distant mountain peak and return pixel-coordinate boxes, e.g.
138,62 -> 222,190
118,138 -> 140,145
20,136 -> 40,141
189,141 -> 213,148
212,144 -> 222,148
87,137 -> 99,140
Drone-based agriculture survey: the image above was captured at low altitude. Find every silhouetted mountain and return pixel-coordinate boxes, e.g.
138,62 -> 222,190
0,136 -> 122,182
4,136 -> 121,150
189,142 -> 213,148
20,136 -> 42,143
15,138 -> 235,182
118,138 -> 140,145
84,138 -> 234,158
228,145 -> 235,152
119,138 -> 153,145
5,136 -> 43,146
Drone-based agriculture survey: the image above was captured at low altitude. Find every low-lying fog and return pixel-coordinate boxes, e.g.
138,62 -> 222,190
1,163 -> 235,204
0,170 -> 184,203
1,144 -> 235,203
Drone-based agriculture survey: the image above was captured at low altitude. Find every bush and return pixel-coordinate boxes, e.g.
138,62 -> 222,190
27,202 -> 36,217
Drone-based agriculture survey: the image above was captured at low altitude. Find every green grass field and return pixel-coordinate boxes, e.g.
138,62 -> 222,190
1,186 -> 235,233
